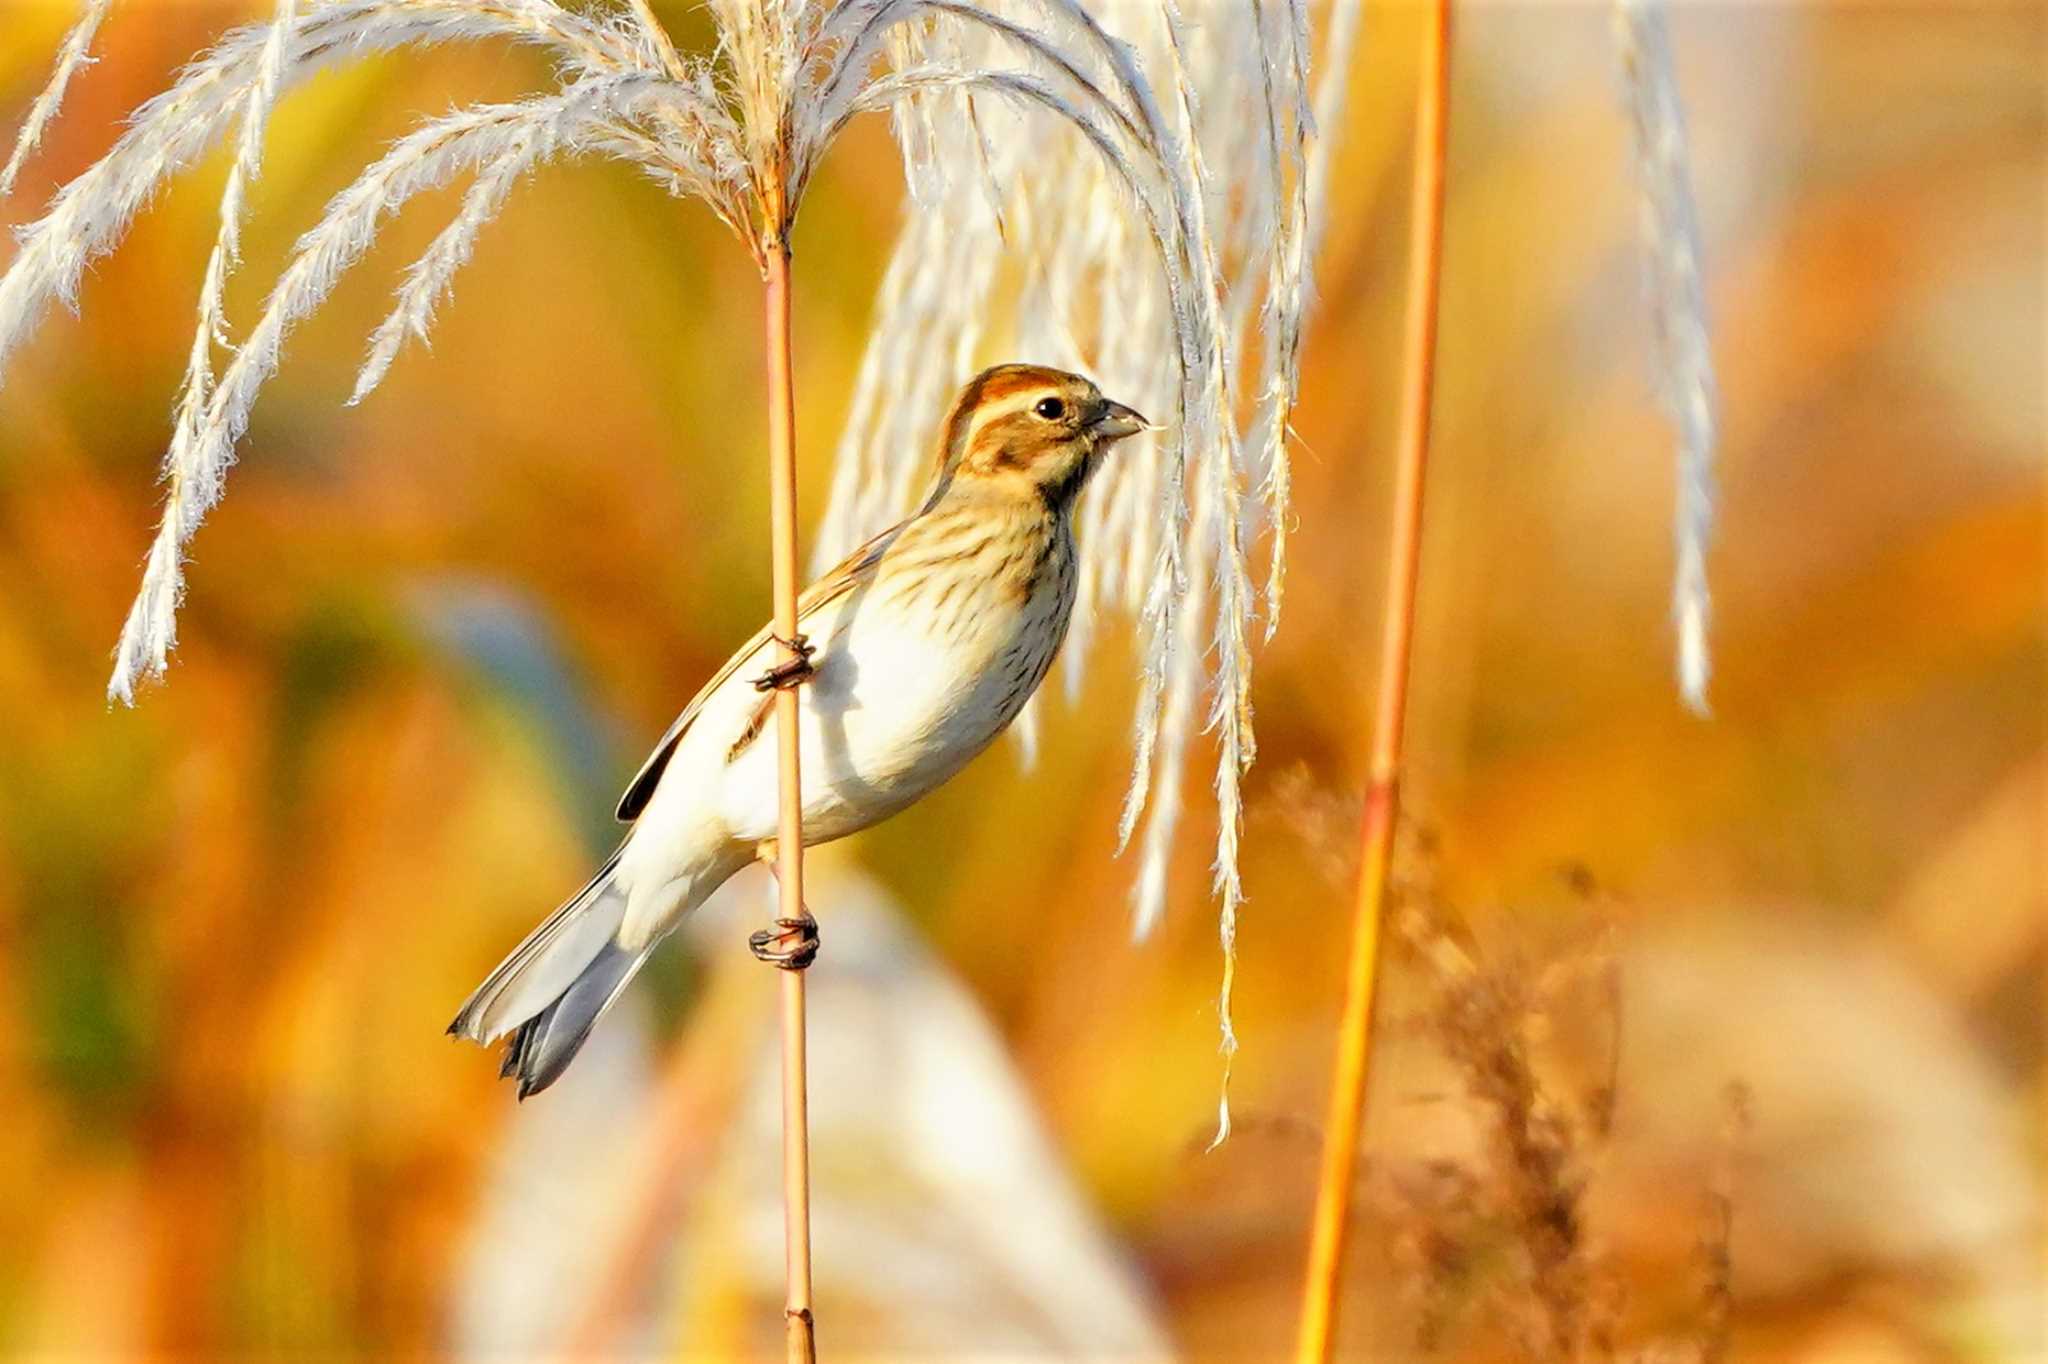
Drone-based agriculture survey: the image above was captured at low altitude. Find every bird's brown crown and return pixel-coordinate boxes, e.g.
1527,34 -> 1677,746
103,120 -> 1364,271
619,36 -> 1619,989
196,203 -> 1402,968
930,364 -> 1148,510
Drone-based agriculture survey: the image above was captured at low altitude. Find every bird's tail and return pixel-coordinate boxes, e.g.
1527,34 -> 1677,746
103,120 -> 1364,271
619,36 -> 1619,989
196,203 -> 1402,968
447,852 -> 652,1098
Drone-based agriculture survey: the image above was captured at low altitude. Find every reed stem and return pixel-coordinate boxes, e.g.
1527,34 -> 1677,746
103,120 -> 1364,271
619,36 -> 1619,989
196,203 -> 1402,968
1293,2 -> 1452,1359
762,235 -> 817,1362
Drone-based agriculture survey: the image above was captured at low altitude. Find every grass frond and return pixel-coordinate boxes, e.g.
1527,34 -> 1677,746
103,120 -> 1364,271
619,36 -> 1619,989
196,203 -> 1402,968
348,126 -> 548,404
0,1 -> 637,383
110,78 -> 668,700
1248,0 -> 1312,639
1617,0 -> 1718,714
150,0 -> 299,695
624,0 -> 691,83
794,3 -> 1360,1138
5,0 -> 1362,1146
0,0 -> 116,198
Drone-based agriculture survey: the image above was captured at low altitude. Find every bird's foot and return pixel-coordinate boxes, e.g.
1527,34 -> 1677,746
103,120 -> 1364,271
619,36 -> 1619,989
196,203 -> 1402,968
748,914 -> 820,970
752,633 -> 815,692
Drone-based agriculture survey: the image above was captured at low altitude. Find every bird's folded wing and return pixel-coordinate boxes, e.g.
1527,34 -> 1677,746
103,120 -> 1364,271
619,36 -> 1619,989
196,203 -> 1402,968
613,523 -> 900,822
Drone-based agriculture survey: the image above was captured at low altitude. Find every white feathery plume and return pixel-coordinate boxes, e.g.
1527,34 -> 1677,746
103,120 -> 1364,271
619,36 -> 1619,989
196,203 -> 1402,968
1617,0 -> 1717,713
1247,0 -> 1312,640
0,2 -> 638,382
1303,0 -> 1362,265
801,1 -> 1360,1138
218,0 -> 296,274
157,0 -> 297,658
348,125 -> 547,403
1129,459 -> 1207,941
110,75 -> 674,700
624,0 -> 690,82
7,0 -> 1359,1139
0,0 -> 115,197
1147,5 -> 1256,1146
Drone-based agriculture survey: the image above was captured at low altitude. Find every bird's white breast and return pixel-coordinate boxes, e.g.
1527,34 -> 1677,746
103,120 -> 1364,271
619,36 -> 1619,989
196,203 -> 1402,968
614,506 -> 1074,946
715,554 -> 1068,844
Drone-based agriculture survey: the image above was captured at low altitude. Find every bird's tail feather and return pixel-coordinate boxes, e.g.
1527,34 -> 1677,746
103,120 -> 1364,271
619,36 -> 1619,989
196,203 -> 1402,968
448,851 -> 649,1095
494,939 -> 650,1098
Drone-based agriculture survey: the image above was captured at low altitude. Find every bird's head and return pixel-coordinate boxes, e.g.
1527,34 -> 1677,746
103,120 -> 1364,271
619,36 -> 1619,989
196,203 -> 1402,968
932,364 -> 1149,511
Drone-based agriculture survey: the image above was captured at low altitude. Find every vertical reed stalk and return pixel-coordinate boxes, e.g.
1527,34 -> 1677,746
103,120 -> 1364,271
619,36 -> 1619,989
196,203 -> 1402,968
762,226 -> 817,1364
1294,2 -> 1452,1359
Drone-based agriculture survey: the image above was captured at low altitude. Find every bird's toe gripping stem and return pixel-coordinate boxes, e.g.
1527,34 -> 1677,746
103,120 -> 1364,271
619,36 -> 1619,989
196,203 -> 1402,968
749,913 -> 820,971
752,632 -> 815,692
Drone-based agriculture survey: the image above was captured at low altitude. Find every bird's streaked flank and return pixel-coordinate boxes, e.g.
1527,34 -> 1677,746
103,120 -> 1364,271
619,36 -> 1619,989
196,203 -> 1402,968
0,3 -> 1353,1140
449,364 -> 1146,1096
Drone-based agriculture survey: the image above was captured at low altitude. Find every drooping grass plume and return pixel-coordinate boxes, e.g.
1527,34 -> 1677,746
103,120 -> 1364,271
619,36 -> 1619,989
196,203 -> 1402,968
1,8 -> 1342,1355
1616,0 -> 1718,713
0,1 -> 1353,1142
0,0 -> 115,197
109,76 -> 684,700
0,0 -> 1236,705
808,1 -> 1356,1138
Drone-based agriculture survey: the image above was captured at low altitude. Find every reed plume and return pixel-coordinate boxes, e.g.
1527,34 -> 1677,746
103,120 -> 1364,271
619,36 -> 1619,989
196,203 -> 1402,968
1,0 -> 1368,1142
0,0 -> 114,197
0,0 -> 1245,708
1617,0 -> 1719,712
810,0 -> 1362,1136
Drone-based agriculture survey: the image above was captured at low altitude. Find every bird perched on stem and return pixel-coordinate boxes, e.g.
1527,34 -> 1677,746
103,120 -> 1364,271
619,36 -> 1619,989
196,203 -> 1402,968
450,364 -> 1148,1095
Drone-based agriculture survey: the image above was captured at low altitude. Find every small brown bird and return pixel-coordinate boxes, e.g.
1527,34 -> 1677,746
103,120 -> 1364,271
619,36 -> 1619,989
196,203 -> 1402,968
450,364 -> 1147,1094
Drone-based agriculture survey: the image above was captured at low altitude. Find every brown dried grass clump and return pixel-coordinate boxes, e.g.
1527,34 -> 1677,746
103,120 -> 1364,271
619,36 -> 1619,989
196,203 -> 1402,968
1372,829 -> 1751,1364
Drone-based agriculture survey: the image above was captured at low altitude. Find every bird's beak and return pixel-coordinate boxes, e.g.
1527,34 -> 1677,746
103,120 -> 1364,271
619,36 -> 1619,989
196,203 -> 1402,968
1089,398 -> 1150,441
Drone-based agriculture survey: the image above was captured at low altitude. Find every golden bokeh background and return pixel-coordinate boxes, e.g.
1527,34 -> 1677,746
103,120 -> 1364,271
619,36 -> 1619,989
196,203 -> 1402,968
0,2 -> 2039,1360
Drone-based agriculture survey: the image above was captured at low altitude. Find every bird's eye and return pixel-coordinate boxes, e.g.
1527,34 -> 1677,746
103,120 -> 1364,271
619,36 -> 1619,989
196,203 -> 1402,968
1033,397 -> 1067,421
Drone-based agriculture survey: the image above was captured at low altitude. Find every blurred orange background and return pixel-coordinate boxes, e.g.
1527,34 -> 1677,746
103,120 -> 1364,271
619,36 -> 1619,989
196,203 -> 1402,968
0,2 -> 2039,1360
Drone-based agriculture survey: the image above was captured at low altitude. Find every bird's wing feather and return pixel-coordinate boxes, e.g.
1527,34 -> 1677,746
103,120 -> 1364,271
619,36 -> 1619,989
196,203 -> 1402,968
613,522 -> 902,822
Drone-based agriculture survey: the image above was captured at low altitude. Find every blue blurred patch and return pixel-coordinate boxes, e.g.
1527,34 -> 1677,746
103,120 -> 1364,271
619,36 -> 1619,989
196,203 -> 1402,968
407,577 -> 623,855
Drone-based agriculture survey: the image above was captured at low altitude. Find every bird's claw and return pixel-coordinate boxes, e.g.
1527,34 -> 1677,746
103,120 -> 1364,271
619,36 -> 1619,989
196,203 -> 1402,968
752,633 -> 815,692
749,914 -> 820,970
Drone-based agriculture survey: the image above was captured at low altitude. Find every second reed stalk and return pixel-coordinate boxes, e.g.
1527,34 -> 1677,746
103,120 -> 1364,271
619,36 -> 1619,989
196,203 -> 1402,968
1295,2 -> 1454,1359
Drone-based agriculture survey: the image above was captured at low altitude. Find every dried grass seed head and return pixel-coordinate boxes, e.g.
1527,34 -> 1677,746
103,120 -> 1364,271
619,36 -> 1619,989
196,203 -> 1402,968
0,0 -> 1341,1141
4,0 -> 1720,1147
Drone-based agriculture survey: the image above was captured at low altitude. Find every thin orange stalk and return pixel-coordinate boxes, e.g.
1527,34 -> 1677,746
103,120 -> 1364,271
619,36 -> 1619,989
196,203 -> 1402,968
1294,2 -> 1452,1360
762,232 -> 817,1364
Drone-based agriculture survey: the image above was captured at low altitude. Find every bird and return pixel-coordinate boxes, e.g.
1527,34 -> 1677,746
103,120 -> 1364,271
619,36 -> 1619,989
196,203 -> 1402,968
449,363 -> 1148,1096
